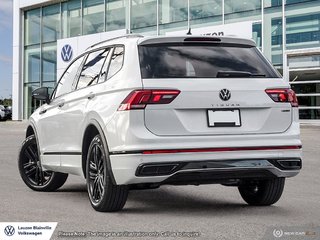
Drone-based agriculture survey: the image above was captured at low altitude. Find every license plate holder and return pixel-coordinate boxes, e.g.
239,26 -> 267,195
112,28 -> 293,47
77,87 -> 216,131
207,109 -> 241,127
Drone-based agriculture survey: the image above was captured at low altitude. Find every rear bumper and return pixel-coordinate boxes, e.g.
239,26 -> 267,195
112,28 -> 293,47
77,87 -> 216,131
106,109 -> 302,185
109,148 -> 302,185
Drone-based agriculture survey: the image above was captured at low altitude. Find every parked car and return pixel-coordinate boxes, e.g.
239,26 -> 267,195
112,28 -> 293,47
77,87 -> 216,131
18,35 -> 302,212
4,106 -> 12,120
0,105 -> 6,121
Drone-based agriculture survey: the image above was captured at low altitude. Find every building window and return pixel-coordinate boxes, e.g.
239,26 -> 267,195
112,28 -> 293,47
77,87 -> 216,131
286,0 -> 318,5
190,0 -> 222,26
42,43 -> 57,82
25,9 -> 41,45
24,45 -> 41,83
158,0 -> 188,33
264,0 -> 282,8
253,22 -> 262,49
224,0 -> 261,22
83,0 -> 105,35
271,18 -> 283,65
225,0 -> 261,14
272,13 -> 320,49
106,0 -> 126,31
62,0 -> 82,38
42,4 -> 60,43
286,13 -> 320,49
131,0 -> 157,32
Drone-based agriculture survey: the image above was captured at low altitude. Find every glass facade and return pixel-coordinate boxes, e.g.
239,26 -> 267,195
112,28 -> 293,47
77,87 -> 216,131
159,0 -> 188,33
225,0 -> 261,22
42,4 -> 60,43
190,0 -> 222,26
106,0 -> 127,31
23,0 -> 320,119
83,0 -> 105,35
62,0 -> 81,38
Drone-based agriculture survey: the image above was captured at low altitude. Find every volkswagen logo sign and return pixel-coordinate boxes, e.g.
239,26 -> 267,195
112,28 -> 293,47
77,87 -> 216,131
61,44 -> 73,62
4,225 -> 15,236
219,89 -> 231,101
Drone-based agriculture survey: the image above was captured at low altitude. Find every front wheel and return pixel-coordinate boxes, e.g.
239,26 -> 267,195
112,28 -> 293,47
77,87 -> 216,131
18,135 -> 68,191
86,134 -> 128,212
238,178 -> 285,206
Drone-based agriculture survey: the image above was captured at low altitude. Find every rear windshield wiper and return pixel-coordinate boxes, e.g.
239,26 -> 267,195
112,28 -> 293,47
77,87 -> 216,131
216,71 -> 266,78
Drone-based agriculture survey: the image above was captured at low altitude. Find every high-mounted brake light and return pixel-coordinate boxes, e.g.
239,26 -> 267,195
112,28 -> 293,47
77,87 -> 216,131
118,89 -> 180,111
265,89 -> 298,107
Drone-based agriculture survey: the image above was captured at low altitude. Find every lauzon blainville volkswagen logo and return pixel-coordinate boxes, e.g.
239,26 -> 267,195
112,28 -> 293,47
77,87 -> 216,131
219,89 -> 231,101
4,225 -> 15,236
61,44 -> 73,62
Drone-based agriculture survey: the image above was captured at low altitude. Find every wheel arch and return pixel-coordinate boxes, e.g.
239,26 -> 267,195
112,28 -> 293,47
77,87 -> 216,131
25,122 -> 42,157
81,120 -> 116,184
26,125 -> 35,138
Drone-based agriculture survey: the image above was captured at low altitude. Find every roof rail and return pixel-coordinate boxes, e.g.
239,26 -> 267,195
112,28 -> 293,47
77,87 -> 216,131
87,34 -> 144,50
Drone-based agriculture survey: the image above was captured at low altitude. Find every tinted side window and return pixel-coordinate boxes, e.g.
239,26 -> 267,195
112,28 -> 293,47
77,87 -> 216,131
55,56 -> 84,98
107,46 -> 124,80
76,48 -> 110,90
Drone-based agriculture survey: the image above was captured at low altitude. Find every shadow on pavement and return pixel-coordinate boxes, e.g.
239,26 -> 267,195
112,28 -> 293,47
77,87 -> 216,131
56,183 -> 292,217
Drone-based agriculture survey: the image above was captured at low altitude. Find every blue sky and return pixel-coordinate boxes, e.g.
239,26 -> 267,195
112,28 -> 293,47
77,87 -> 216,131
0,0 -> 13,99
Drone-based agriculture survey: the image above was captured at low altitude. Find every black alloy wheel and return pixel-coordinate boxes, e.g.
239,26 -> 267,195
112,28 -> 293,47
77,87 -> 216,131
18,135 -> 68,191
86,134 -> 128,212
87,140 -> 105,204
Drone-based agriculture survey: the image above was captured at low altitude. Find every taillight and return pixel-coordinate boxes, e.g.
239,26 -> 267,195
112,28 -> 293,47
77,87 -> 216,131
118,89 -> 180,111
265,89 -> 298,107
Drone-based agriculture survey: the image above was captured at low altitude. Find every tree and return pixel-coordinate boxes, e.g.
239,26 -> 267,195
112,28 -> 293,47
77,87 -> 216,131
0,98 -> 12,106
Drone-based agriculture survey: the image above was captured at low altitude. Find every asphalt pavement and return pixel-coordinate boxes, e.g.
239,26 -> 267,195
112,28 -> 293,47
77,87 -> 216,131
0,121 -> 319,240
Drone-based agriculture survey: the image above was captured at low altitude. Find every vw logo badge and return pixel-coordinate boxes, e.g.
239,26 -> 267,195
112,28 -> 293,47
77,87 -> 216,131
61,44 -> 73,62
4,225 -> 15,236
219,89 -> 231,101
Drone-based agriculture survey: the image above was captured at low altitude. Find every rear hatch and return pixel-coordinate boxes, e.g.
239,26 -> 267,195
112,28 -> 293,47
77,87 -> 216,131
138,37 -> 293,136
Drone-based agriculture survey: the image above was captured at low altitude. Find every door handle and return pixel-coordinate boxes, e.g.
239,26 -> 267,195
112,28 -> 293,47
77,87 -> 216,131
58,102 -> 65,108
39,109 -> 47,115
87,93 -> 95,100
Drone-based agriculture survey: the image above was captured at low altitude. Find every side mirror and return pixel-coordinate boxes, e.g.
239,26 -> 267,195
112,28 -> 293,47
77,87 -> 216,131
32,87 -> 50,104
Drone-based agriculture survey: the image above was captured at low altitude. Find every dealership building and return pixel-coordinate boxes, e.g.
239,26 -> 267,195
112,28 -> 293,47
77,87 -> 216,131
12,0 -> 320,120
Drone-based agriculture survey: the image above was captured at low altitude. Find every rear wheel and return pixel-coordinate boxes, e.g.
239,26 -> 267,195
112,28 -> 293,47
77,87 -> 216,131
18,135 -> 68,191
86,134 -> 128,212
238,178 -> 285,206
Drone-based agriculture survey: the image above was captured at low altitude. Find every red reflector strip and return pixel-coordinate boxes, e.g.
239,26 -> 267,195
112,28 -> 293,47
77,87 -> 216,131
142,145 -> 302,154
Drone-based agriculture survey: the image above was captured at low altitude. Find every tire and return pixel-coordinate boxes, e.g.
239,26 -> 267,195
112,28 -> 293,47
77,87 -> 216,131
86,134 -> 128,212
238,178 -> 285,206
18,135 -> 68,192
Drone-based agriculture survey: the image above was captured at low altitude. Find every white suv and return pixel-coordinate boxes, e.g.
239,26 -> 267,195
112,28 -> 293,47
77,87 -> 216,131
18,35 -> 302,212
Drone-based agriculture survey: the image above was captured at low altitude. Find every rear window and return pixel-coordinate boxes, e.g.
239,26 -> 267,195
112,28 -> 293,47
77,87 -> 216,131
138,44 -> 280,79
